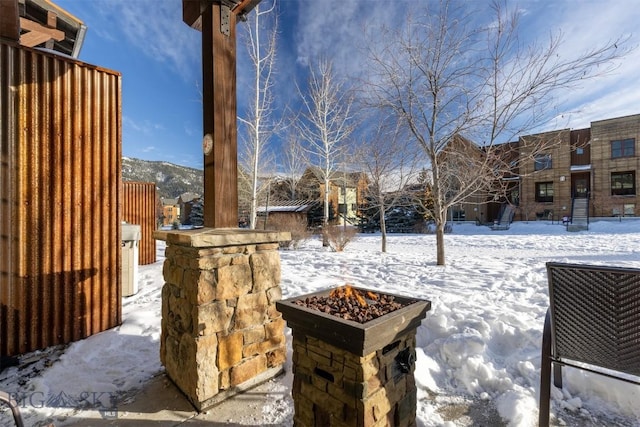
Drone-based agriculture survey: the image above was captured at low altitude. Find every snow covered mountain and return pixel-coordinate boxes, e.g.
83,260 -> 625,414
122,157 -> 203,199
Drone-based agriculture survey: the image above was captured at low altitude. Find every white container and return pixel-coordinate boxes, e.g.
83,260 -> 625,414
121,222 -> 141,297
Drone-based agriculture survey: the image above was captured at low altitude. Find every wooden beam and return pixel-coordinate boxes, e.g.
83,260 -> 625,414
183,0 -> 261,30
201,2 -> 238,228
232,0 -> 261,18
182,0 -> 206,30
0,0 -> 20,41
42,0 -> 84,26
46,10 -> 57,27
44,9 -> 57,49
19,30 -> 52,47
19,17 -> 65,41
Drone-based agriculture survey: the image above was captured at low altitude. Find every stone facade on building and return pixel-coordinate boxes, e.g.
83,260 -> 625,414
516,113 -> 640,220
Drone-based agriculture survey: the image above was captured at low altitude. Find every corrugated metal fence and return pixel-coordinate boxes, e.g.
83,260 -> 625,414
0,41 -> 122,357
123,181 -> 157,265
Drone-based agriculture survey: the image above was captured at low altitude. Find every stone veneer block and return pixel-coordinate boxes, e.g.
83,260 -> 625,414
155,228 -> 290,411
291,330 -> 419,427
155,228 -> 288,248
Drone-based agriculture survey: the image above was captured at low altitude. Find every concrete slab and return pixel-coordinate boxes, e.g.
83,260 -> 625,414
61,371 -> 287,426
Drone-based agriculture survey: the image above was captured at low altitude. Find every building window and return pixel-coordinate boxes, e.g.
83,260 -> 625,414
534,154 -> 552,171
624,204 -> 635,216
611,138 -> 635,158
536,182 -> 554,202
510,189 -> 520,206
611,171 -> 636,196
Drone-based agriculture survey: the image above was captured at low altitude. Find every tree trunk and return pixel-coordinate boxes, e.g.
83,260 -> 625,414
435,221 -> 445,265
380,197 -> 387,253
381,229 -> 387,253
433,180 -> 446,265
249,157 -> 258,229
323,176 -> 330,247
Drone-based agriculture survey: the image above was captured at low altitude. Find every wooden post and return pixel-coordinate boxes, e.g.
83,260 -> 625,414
183,0 -> 262,228
201,2 -> 238,228
183,0 -> 246,228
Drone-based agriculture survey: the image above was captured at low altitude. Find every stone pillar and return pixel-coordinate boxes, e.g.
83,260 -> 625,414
291,331 -> 418,427
154,228 -> 290,411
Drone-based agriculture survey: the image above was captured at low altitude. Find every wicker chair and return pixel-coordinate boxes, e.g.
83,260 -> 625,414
539,262 -> 640,426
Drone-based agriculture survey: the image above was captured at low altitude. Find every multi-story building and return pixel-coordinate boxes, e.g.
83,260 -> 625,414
515,113 -> 640,221
178,192 -> 201,225
161,198 -> 180,226
290,113 -> 640,227
298,167 -> 369,226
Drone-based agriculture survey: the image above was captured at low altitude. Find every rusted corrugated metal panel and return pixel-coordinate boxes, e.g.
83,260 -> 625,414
123,181 -> 157,265
0,41 -> 121,357
0,42 -> 17,356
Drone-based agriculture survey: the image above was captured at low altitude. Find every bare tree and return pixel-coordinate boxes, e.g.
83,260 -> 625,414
237,163 -> 252,227
238,0 -> 279,229
238,144 -> 276,227
296,58 -> 357,242
366,0 -> 628,265
357,117 -> 424,252
279,130 -> 307,200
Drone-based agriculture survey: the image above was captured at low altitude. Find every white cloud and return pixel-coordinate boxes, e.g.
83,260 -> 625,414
516,0 -> 640,130
108,0 -> 640,166
91,27 -> 116,42
123,116 -> 165,135
294,0 -> 406,79
183,122 -> 198,137
291,0 -> 640,133
93,0 -> 200,81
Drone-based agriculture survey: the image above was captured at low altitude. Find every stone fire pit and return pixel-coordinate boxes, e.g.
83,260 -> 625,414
277,286 -> 431,426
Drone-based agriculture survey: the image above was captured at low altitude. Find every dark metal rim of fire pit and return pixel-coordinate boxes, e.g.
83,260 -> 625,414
276,286 -> 431,356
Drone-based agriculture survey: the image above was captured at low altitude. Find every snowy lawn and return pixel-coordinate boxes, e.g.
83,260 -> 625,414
2,220 -> 640,426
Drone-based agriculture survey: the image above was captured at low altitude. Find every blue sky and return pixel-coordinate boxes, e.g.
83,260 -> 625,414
53,0 -> 640,169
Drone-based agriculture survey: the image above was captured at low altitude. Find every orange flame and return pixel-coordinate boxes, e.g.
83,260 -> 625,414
330,284 -> 369,307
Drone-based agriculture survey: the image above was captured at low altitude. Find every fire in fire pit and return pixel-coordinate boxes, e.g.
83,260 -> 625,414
295,284 -> 410,323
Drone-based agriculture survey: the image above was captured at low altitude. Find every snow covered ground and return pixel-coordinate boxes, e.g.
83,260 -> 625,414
2,219 -> 640,426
